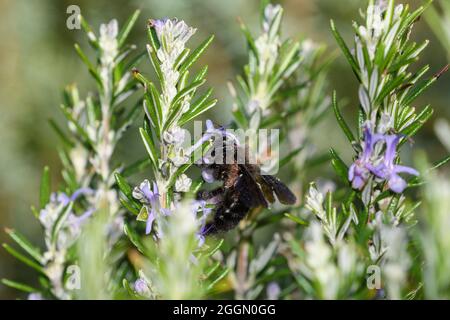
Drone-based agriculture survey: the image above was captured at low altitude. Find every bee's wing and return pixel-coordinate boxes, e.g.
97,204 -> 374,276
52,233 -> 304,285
260,175 -> 297,205
237,165 -> 269,208
252,174 -> 276,204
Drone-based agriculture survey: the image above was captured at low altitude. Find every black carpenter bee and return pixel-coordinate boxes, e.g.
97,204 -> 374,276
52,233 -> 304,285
197,123 -> 297,235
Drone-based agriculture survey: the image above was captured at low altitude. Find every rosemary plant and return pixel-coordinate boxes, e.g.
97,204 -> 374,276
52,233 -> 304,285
226,3 -> 332,300
289,0 -> 450,299
3,0 -> 450,301
2,11 -> 142,299
113,2 -> 331,299
114,17 -> 229,299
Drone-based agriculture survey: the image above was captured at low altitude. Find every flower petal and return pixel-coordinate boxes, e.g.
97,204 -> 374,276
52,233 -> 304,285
388,174 -> 407,193
393,165 -> 419,176
70,188 -> 94,201
202,168 -> 216,183
145,209 -> 156,235
383,134 -> 401,166
152,181 -> 159,196
367,163 -> 387,179
351,175 -> 366,190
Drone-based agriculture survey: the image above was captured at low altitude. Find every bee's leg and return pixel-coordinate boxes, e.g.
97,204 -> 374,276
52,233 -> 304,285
196,187 -> 224,203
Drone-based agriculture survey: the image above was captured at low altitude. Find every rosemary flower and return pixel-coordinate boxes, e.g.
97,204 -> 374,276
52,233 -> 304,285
133,180 -> 171,235
370,134 -> 419,193
39,188 -> 94,249
134,278 -> 151,297
348,125 -> 383,190
349,125 -> 419,193
191,199 -> 212,247
266,282 -> 281,300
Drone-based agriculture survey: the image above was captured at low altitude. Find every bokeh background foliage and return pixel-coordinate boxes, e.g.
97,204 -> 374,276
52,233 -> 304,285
0,0 -> 449,299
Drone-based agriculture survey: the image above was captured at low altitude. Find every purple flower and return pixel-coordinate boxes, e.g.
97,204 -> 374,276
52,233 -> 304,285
52,193 -> 70,207
46,188 -> 93,207
189,120 -> 217,154
369,135 -> 419,193
27,293 -> 43,300
39,188 -> 94,230
67,208 -> 94,229
70,188 -> 94,202
348,124 -> 419,194
201,167 -> 215,183
149,18 -> 168,39
266,282 -> 281,300
149,18 -> 196,49
66,189 -> 95,227
133,180 -> 171,235
134,278 -> 150,296
348,125 -> 383,190
190,199 -> 212,247
190,120 -> 240,160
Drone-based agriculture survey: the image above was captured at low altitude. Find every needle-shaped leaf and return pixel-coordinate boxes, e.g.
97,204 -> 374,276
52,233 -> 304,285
178,99 -> 217,127
60,104 -> 93,147
272,41 -> 300,84
40,166 -> 51,209
239,21 -> 259,63
2,244 -> 45,274
170,80 -> 206,109
193,65 -> 209,82
147,24 -> 161,51
122,158 -> 152,177
330,20 -> 361,81
189,88 -> 213,112
166,164 -> 191,190
403,65 -> 449,106
48,119 -> 75,148
284,213 -> 308,226
123,223 -> 146,254
139,128 -> 159,171
79,15 -> 98,49
430,154 -> 450,171
114,172 -> 139,207
5,229 -> 44,264
118,10 -> 141,48
205,239 -> 224,259
74,43 -> 102,89
205,262 -> 221,279
122,50 -> 146,75
332,91 -> 355,143
51,202 -> 73,246
179,35 -> 214,74
279,146 -> 304,169
232,106 -> 248,129
329,148 -> 349,183
146,44 -> 164,84
401,105 -> 433,141
143,91 -> 161,135
207,268 -> 229,292
1,279 -> 39,293
120,197 -> 140,216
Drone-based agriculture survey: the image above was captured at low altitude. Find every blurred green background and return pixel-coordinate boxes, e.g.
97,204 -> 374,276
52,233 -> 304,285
0,0 -> 448,299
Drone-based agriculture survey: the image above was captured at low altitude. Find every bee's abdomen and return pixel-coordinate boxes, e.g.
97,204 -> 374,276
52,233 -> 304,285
204,199 -> 250,235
